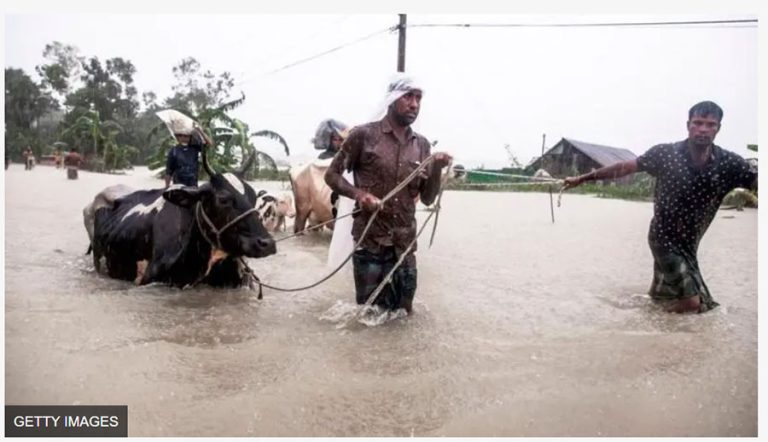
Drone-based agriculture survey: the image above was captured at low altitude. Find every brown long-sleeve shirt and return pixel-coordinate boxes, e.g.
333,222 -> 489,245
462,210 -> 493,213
325,117 -> 440,255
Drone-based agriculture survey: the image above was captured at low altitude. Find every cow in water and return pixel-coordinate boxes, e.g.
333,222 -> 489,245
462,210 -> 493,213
288,159 -> 337,234
252,191 -> 295,232
88,152 -> 276,288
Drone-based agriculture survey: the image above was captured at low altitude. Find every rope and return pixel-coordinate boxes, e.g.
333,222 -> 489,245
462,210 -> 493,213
360,209 -> 435,309
456,168 -> 568,209
340,208 -> 437,328
463,169 -> 562,182
273,207 -> 362,243
251,154 -> 442,294
451,181 -> 563,187
256,204 -> 383,293
195,202 -> 261,249
184,203 -> 262,291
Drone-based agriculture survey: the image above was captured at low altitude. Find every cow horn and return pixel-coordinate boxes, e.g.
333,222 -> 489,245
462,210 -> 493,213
236,151 -> 257,178
202,146 -> 216,178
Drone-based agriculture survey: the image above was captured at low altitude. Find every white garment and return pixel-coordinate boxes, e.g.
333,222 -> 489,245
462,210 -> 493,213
327,170 -> 356,269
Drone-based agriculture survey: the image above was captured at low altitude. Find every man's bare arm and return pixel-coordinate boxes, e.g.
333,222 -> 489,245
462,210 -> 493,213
420,152 -> 453,205
563,159 -> 638,190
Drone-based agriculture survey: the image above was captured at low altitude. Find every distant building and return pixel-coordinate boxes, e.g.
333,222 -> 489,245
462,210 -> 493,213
527,137 -> 638,185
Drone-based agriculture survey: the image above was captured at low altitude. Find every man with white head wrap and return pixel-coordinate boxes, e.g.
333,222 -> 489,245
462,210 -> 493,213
325,73 -> 452,314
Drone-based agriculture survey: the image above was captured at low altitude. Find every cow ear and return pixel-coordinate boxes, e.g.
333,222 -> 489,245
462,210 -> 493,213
163,184 -> 212,207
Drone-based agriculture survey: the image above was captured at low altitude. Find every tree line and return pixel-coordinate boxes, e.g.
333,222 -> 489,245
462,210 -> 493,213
5,41 -> 288,177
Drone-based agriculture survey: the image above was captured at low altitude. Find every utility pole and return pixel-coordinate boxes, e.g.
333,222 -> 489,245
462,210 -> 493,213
397,14 -> 407,72
542,133 -> 555,224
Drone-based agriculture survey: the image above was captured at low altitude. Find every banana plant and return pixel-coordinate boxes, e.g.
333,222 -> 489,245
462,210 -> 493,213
147,93 -> 290,180
61,110 -> 129,172
61,110 -> 104,158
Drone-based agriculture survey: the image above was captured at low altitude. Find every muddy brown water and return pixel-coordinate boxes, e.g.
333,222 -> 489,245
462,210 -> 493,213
4,164 -> 757,436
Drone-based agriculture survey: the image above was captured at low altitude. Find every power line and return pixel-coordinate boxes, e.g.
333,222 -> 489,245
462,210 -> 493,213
263,26 -> 394,75
235,26 -> 395,85
234,15 -> 352,81
230,16 -> 755,89
409,19 -> 757,29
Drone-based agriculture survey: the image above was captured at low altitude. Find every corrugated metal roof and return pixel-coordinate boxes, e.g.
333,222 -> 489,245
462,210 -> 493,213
563,138 -> 637,166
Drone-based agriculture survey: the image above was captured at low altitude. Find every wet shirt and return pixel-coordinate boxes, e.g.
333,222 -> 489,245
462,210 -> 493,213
327,118 -> 434,255
636,140 -> 756,254
166,144 -> 201,187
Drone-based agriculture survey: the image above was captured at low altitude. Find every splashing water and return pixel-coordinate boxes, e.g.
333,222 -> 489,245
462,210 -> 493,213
319,300 -> 408,329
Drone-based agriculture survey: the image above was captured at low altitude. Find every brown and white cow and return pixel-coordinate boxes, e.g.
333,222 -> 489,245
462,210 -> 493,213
288,159 -> 336,234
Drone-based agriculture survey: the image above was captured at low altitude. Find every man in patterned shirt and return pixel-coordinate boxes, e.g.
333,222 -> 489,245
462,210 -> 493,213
325,74 -> 453,314
563,101 -> 757,313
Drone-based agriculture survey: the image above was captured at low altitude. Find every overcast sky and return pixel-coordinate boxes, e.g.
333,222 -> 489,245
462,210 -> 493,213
4,12 -> 758,168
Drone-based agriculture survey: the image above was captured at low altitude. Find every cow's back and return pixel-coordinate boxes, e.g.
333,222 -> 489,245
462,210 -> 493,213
93,189 -> 169,281
289,161 -> 334,228
84,184 -> 135,243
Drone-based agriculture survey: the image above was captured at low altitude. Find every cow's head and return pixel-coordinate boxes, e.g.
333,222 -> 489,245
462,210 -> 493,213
254,190 -> 279,231
163,152 -> 276,258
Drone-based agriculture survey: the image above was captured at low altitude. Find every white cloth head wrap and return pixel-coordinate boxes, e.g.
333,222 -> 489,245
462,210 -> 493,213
370,73 -> 424,121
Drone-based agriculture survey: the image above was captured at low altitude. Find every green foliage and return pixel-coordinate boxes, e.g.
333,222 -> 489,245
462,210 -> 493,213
251,130 -> 290,157
722,188 -> 757,209
63,56 -> 139,123
163,57 -> 236,115
10,47 -> 288,176
4,67 -> 59,160
35,41 -> 84,99
747,144 -> 757,152
145,98 -> 290,181
104,144 -> 139,172
60,109 -> 134,172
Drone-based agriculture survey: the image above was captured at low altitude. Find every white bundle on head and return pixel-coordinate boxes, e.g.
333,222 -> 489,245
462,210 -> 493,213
170,121 -> 193,136
370,73 -> 425,121
155,109 -> 195,137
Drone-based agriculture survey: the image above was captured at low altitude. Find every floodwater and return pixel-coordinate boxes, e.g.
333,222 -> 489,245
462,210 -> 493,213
4,165 -> 757,436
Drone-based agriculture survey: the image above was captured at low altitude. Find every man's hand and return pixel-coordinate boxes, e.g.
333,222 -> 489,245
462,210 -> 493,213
194,127 -> 212,148
355,191 -> 382,212
562,176 -> 584,191
433,152 -> 453,168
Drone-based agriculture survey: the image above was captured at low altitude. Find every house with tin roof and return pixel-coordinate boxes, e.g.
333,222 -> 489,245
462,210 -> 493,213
527,137 -> 638,184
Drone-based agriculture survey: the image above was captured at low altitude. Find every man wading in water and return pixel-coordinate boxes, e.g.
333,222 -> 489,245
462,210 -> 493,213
325,74 -> 452,314
563,101 -> 757,313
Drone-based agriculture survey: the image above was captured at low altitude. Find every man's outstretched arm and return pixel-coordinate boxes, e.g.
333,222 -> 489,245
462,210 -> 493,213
563,159 -> 638,190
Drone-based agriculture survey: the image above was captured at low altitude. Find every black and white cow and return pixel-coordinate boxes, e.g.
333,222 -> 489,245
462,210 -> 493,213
89,153 -> 276,289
